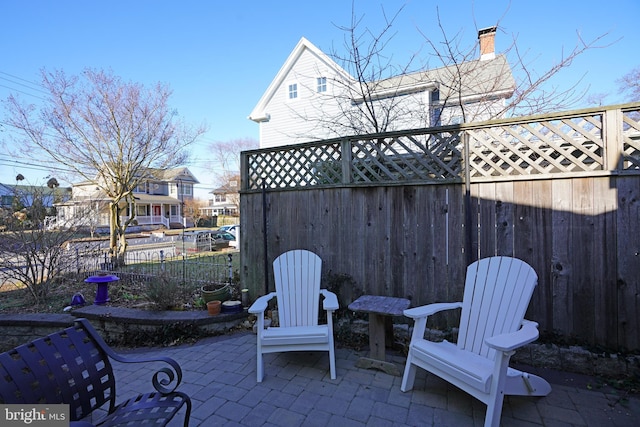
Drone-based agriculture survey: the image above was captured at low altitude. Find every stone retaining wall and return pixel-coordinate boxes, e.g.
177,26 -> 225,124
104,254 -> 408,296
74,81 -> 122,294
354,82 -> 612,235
0,314 -> 76,352
0,306 -> 248,352
351,320 -> 640,380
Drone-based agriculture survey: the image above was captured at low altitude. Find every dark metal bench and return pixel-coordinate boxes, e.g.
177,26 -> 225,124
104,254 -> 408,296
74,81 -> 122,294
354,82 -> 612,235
0,318 -> 191,427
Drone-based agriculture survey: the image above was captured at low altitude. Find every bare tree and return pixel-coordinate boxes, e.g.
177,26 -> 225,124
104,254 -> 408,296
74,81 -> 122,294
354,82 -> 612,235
206,138 -> 257,216
296,3 -> 613,139
3,68 -> 205,265
617,66 -> 640,102
207,138 -> 258,186
0,177 -> 77,302
584,66 -> 639,107
183,197 -> 206,227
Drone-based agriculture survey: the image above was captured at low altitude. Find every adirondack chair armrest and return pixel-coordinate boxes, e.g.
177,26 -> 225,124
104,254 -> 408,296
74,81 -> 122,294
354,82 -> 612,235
485,320 -> 540,353
404,302 -> 463,341
403,302 -> 463,319
320,289 -> 339,311
248,292 -> 277,314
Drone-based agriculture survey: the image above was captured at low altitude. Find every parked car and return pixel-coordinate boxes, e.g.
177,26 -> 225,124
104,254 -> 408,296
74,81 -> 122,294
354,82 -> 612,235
202,231 -> 235,251
219,224 -> 239,236
176,230 -> 236,254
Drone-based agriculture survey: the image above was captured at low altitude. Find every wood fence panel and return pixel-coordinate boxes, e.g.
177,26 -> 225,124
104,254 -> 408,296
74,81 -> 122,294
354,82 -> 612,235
571,177 -> 597,345
494,181 -> 515,257
266,190 -> 283,268
240,175 -> 639,351
423,185 -> 441,306
380,188 -> 394,295
307,189 -> 325,254
397,186 -> 417,302
408,184 -> 439,308
362,188 -> 385,295
616,176 -> 640,350
475,183 -> 497,258
550,178 -> 574,339
529,180 -> 554,331
341,187 -> 366,296
240,191 -> 267,296
444,185 -> 467,302
593,177 -> 619,349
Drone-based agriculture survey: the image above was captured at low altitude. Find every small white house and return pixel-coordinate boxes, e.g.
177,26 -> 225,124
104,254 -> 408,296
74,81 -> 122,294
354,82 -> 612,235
200,177 -> 240,217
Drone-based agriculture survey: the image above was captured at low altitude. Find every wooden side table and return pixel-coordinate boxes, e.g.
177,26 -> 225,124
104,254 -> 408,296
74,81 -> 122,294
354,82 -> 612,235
348,295 -> 410,375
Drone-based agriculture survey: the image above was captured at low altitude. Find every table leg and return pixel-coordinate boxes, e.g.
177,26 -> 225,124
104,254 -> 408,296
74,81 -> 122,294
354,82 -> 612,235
354,313 -> 401,376
368,313 -> 386,361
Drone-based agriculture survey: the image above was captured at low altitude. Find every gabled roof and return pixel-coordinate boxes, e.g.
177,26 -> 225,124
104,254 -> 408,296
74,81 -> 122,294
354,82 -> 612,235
74,166 -> 200,187
157,167 -> 200,183
354,54 -> 514,103
250,37 -> 515,118
248,37 -> 353,122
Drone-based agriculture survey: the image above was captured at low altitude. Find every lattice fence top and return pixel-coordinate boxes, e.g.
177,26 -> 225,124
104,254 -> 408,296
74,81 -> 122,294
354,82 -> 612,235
467,114 -> 605,178
623,109 -> 640,171
244,104 -> 640,190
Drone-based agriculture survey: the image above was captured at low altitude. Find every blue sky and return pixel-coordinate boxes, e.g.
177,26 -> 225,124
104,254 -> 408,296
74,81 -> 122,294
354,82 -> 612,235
1,0 -> 637,197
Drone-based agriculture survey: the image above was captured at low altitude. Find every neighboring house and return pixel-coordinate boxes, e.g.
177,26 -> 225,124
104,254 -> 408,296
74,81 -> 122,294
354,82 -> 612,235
249,27 -> 515,148
0,183 -> 71,210
201,177 -> 240,217
54,167 -> 199,230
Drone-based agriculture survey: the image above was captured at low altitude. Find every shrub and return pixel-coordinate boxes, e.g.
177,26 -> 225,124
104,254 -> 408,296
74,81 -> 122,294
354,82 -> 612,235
145,272 -> 182,310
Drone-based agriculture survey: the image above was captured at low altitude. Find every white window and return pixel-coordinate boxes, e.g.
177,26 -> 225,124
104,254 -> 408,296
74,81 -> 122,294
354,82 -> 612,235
177,183 -> 193,196
136,204 -> 149,216
288,83 -> 298,99
133,182 -> 147,193
317,77 -> 327,93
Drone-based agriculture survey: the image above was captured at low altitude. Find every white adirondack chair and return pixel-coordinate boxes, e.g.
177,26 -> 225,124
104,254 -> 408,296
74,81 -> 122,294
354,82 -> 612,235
248,249 -> 339,382
401,256 -> 551,427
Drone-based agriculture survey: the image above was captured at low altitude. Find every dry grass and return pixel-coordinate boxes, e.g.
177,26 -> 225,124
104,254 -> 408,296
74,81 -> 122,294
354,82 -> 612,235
0,274 -> 211,314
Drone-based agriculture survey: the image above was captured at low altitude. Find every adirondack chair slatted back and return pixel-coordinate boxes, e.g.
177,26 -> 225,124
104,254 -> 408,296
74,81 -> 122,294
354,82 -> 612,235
457,256 -> 538,359
273,249 -> 321,327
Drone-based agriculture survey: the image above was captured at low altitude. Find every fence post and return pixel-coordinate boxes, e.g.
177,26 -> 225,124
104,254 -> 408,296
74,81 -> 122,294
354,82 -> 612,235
227,253 -> 233,285
160,250 -> 165,271
341,138 -> 352,184
603,107 -> 623,172
463,132 -> 474,266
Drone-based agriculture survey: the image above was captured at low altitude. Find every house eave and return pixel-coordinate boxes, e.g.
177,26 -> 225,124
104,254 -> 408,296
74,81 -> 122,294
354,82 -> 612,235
248,37 -> 353,121
351,81 -> 439,104
248,112 -> 270,123
433,88 -> 514,107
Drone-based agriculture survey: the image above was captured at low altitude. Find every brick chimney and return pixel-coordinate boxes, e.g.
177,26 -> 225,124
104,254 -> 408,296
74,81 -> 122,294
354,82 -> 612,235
478,26 -> 497,60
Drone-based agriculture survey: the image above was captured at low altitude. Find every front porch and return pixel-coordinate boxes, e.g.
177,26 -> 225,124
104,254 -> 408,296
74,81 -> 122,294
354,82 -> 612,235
126,213 -> 186,229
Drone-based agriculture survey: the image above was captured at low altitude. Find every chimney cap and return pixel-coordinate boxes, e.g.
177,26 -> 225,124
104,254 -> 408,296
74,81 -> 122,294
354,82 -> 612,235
478,26 -> 497,38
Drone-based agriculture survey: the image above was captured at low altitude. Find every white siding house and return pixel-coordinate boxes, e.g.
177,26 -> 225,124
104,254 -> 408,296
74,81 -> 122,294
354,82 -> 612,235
249,37 -> 353,148
200,177 -> 240,217
54,167 -> 199,231
249,27 -> 515,148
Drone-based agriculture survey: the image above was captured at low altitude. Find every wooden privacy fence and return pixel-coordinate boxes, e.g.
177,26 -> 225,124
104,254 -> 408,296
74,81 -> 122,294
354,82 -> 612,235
240,103 -> 640,352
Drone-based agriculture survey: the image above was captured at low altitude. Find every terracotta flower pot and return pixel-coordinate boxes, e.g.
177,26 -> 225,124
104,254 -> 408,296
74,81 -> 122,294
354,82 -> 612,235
207,300 -> 221,316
